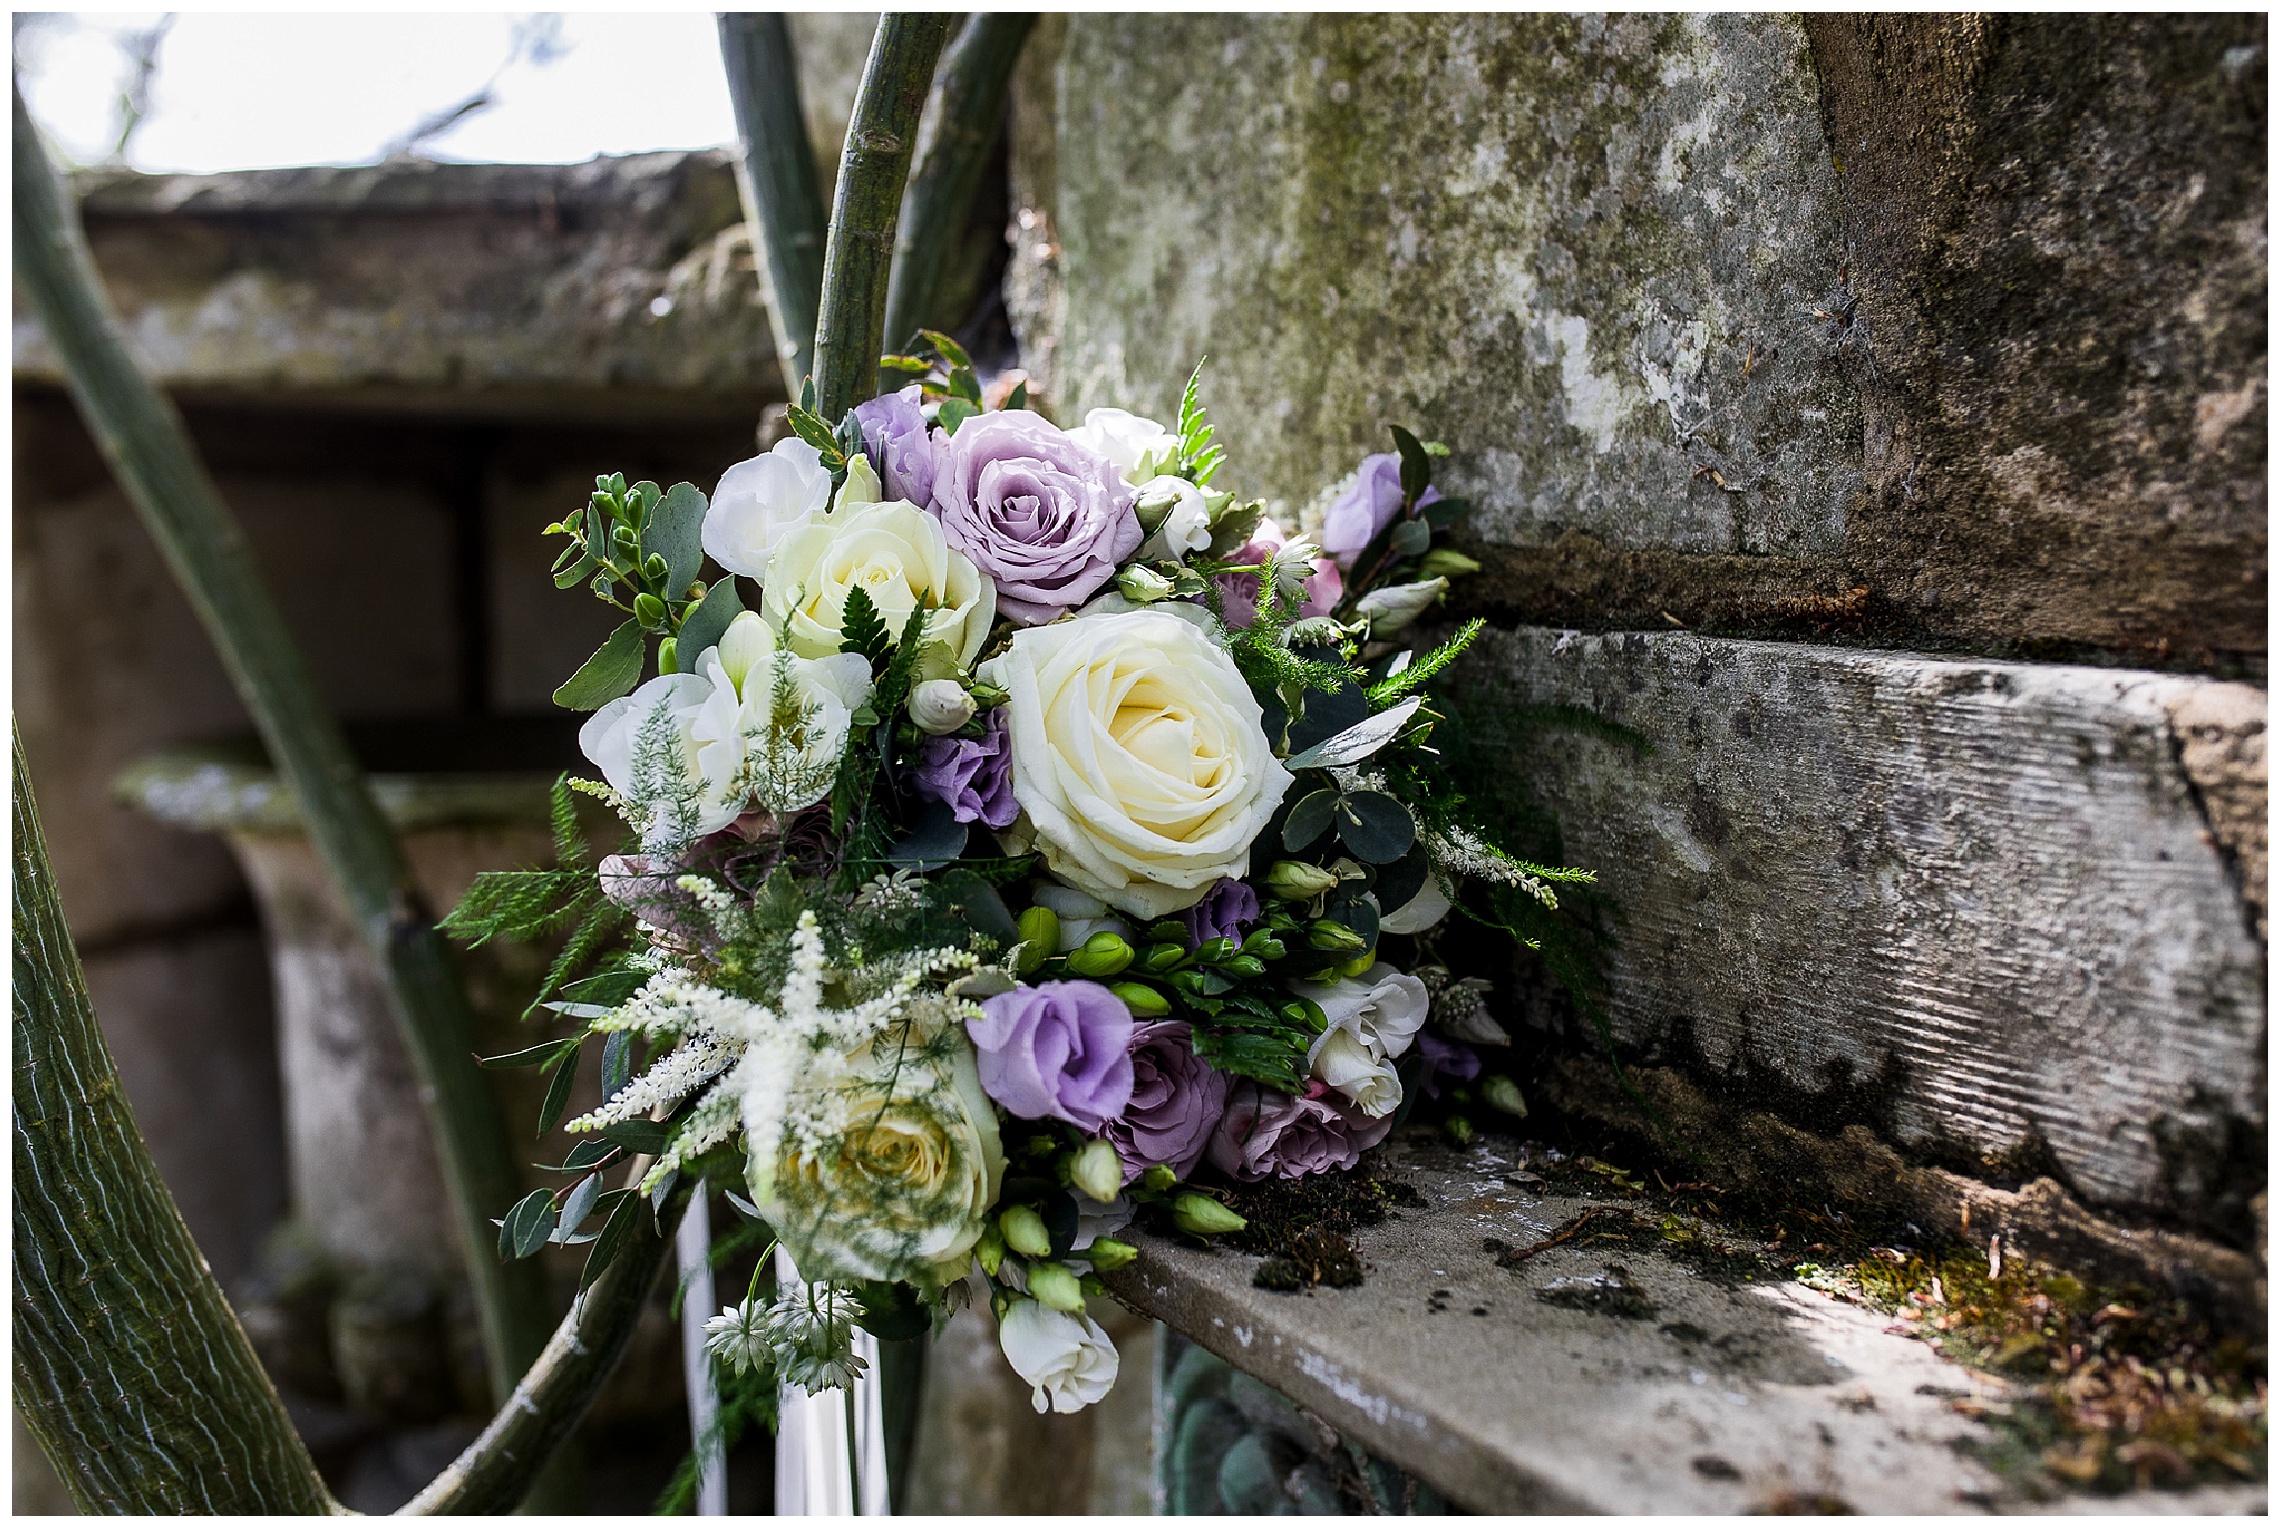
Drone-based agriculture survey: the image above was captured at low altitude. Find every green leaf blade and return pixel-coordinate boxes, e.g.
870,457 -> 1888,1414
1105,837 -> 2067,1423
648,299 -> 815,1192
552,620 -> 644,711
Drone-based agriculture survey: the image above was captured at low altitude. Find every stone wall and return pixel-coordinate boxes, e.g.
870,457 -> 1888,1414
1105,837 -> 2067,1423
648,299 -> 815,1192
1012,14 -> 2266,1254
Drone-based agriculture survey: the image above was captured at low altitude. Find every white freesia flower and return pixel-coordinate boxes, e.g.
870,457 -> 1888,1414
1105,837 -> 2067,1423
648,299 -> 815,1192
580,672 -> 739,851
982,610 -> 1294,918
693,612 -> 873,816
1134,474 -> 1213,561
761,499 -> 995,672
1289,961 -> 1430,1117
1028,880 -> 1132,952
702,437 -> 834,582
998,1300 -> 1119,1414
909,678 -> 977,735
1066,407 -> 1179,486
1354,577 -> 1448,635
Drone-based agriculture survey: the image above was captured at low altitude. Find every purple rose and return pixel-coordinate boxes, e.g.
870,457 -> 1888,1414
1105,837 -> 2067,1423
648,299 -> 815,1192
1320,453 -> 1441,569
968,980 -> 1136,1131
1180,878 -> 1260,949
1416,1032 -> 1481,1099
1206,1081 -> 1394,1182
929,410 -> 1142,623
1106,1021 -> 1229,1183
853,385 -> 940,506
908,706 -> 1017,829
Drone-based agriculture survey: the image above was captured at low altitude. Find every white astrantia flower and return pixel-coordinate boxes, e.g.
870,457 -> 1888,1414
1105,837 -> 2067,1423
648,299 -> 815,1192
1288,962 -> 1430,1117
702,436 -> 834,582
981,609 -> 1293,919
998,1299 -> 1119,1414
579,672 -> 739,851
760,1280 -> 870,1394
908,677 -> 977,735
1065,407 -> 1179,486
1133,474 -> 1213,561
692,611 -> 872,816
703,1298 -> 771,1378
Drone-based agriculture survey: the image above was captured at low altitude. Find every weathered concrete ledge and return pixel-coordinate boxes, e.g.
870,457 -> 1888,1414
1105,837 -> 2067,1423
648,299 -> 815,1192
1109,1130 -> 2247,1514
1450,627 -> 2266,1233
12,152 -> 779,419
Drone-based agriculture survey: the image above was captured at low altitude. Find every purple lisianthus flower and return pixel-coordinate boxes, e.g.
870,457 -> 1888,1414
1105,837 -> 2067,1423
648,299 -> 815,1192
853,384 -> 939,506
1206,1081 -> 1394,1182
968,980 -> 1136,1131
1212,521 -> 1341,630
1320,453 -> 1442,569
1180,878 -> 1260,949
929,410 -> 1142,623
1106,1021 -> 1229,1183
1415,1032 -> 1481,1099
908,706 -> 1017,828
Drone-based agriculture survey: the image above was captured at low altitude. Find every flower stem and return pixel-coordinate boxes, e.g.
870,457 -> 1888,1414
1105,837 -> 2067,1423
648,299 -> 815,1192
718,12 -> 829,392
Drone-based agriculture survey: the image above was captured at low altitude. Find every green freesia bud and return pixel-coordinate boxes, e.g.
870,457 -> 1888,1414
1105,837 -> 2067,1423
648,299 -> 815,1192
1107,981 -> 1171,1018
1192,937 -> 1237,964
976,1220 -> 1007,1277
1335,951 -> 1376,978
1306,918 -> 1369,953
1115,564 -> 1177,603
1443,1115 -> 1476,1148
1000,1204 -> 1051,1258
1065,930 -> 1135,978
1265,861 -> 1341,901
657,636 -> 680,675
1015,906 -> 1060,976
1221,955 -> 1266,979
1085,1237 -> 1138,1272
635,592 -> 669,629
1026,1261 -> 1086,1312
1141,942 -> 1187,973
1419,548 -> 1482,580
1140,1164 -> 1178,1194
1172,1192 -> 1246,1236
1071,1139 -> 1123,1204
1481,1075 -> 1529,1119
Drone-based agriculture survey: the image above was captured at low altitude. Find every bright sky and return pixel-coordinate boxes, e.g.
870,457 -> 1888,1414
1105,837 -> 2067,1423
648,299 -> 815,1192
15,12 -> 742,173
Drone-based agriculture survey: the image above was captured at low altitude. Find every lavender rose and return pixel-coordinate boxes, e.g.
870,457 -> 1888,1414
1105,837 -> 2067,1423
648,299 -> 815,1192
1320,453 -> 1442,569
853,384 -> 940,506
968,980 -> 1136,1132
1206,1081 -> 1394,1182
930,410 -> 1142,623
908,707 -> 1017,829
1106,1021 -> 1228,1183
1180,879 -> 1260,949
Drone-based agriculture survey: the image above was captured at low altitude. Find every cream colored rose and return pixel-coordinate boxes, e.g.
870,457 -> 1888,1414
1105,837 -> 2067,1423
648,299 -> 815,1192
692,612 -> 873,815
980,609 -> 1293,918
760,499 -> 995,672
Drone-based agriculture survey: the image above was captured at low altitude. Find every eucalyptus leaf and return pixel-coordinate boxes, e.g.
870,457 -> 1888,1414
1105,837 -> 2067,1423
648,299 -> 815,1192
1284,696 -> 1424,771
553,1171 -> 603,1238
644,482 -> 708,598
1373,841 -> 1432,914
601,1030 -> 631,1102
477,1038 -> 578,1070
1282,789 -> 1337,851
578,1190 -> 640,1291
556,1139 -> 619,1173
1336,791 -> 1416,864
935,867 -> 1019,944
1282,680 -> 1369,757
536,1050 -> 582,1135
884,797 -> 969,870
551,620 -> 644,711
601,1119 -> 672,1156
1390,518 -> 1432,557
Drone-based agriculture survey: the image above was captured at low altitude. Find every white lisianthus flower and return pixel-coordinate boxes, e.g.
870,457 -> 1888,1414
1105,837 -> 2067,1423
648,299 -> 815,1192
580,672 -> 739,850
1289,962 -> 1430,1117
1066,407 -> 1180,485
1134,474 -> 1213,561
998,1299 -> 1120,1414
981,610 -> 1294,918
761,500 -> 995,672
909,678 -> 977,735
702,437 -> 834,582
1377,874 -> 1453,935
1354,577 -> 1449,636
1028,881 -> 1131,952
692,612 -> 873,816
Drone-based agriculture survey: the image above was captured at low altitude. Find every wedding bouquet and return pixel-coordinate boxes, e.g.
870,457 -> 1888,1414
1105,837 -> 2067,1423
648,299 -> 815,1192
446,341 -> 1588,1416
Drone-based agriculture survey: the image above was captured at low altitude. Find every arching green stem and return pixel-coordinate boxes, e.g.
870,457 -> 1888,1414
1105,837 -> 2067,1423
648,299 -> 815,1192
718,11 -> 830,392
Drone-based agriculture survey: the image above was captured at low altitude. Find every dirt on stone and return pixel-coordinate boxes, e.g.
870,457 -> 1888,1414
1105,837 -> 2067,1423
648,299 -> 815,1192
1211,1167 -> 1426,1293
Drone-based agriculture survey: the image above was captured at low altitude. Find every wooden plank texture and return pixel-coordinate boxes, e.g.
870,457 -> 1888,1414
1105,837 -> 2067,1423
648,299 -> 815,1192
1453,627 -> 2265,1216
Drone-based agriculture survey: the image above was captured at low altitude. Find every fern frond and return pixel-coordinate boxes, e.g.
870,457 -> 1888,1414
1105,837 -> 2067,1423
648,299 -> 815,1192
440,869 -> 595,946
839,585 -> 891,665
549,773 -> 587,867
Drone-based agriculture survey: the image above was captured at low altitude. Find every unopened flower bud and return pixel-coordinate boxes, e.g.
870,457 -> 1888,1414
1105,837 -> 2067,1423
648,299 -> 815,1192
1115,564 -> 1177,603
1064,930 -> 1135,978
1336,951 -> 1376,979
1140,1164 -> 1178,1194
1015,906 -> 1060,976
1000,1204 -> 1052,1258
909,678 -> 977,735
1481,1075 -> 1529,1119
976,1220 -> 1007,1277
1070,1139 -> 1123,1204
1107,980 -> 1171,1018
1306,917 -> 1369,953
1172,1192 -> 1246,1236
1418,548 -> 1482,580
835,452 -> 884,508
1443,1115 -> 1476,1148
1265,860 -> 1340,901
657,636 -> 681,674
1085,1236 -> 1138,1272
1025,1259 -> 1087,1312
1355,577 -> 1449,635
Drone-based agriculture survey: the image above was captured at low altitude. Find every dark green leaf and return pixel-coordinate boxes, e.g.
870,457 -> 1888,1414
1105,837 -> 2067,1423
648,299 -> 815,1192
601,1030 -> 632,1101
645,482 -> 708,597
1391,425 -> 1431,503
884,797 -> 968,871
1374,842 -> 1431,914
937,398 -> 981,436
785,404 -> 848,467
1007,379 -> 1029,411
934,868 -> 1018,945
674,578 -> 745,675
553,1171 -> 603,1238
478,1038 -> 579,1070
552,544 -> 602,590
839,585 -> 891,664
602,1118 -> 673,1156
1284,696 -> 1423,771
555,1140 -> 620,1173
1283,680 -> 1369,757
500,1188 -> 556,1260
854,1280 -> 932,1341
552,620 -> 644,711
947,366 -> 983,404
578,1190 -> 640,1291
565,967 -> 646,1008
537,1048 -> 583,1135
1422,496 -> 1470,529
1390,518 -> 1432,557
1283,789 -> 1337,851
1336,791 -> 1416,863
919,328 -> 973,371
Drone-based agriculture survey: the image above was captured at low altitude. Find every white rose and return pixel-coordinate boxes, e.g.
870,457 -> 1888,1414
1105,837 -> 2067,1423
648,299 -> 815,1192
691,612 -> 873,815
702,437 -> 834,582
997,1300 -> 1119,1414
1066,407 -> 1179,485
761,500 -> 995,673
909,678 -> 978,735
981,610 -> 1293,918
1291,962 -> 1430,1116
1134,475 -> 1213,561
579,672 -> 739,850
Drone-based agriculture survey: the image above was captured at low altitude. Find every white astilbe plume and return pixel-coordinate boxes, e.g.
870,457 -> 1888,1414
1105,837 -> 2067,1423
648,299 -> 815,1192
565,1031 -> 735,1131
1426,826 -> 1560,909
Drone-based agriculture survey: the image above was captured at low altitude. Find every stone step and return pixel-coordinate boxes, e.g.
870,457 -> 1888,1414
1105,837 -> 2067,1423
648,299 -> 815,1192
1448,627 -> 2265,1232
1106,1131 -> 2265,1514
